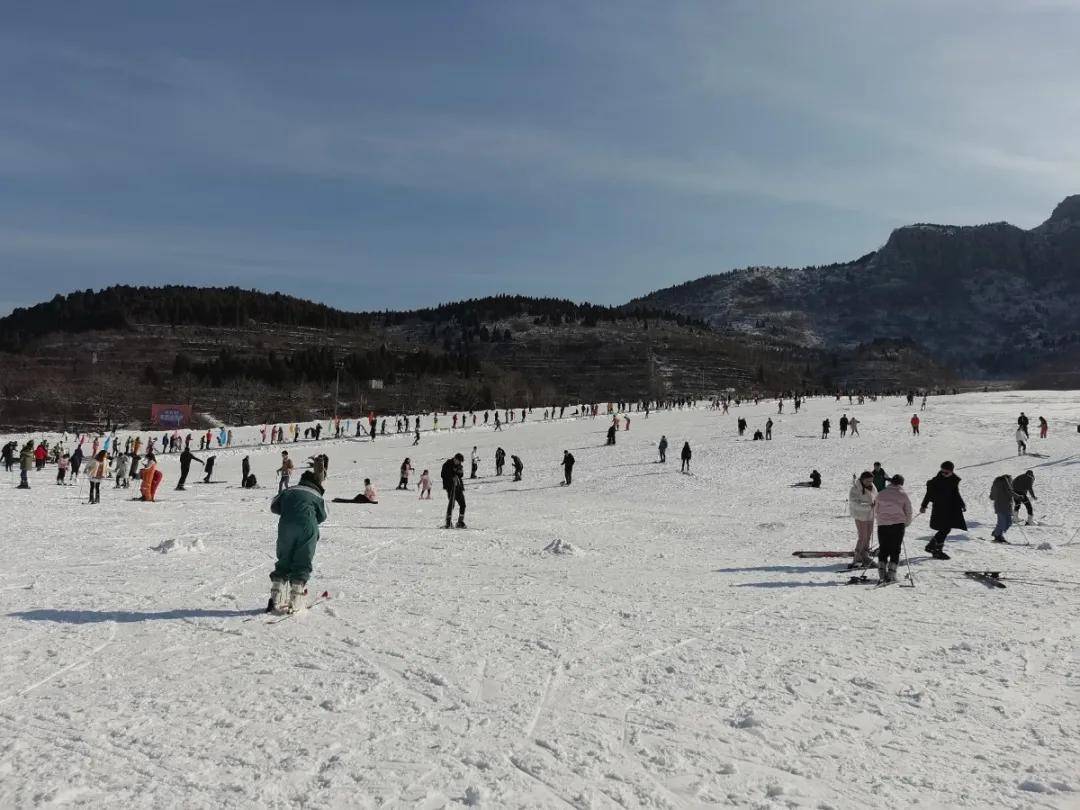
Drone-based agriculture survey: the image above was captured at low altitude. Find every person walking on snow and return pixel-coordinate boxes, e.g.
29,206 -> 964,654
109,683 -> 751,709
1038,416 -> 1048,439
561,451 -> 575,485
470,447 -> 480,479
919,461 -> 966,560
911,414 -> 920,435
821,418 -> 830,439
1015,427 -> 1027,456
849,416 -> 859,437
1011,470 -> 1037,524
418,469 -> 432,499
658,435 -> 668,463
765,418 -> 773,440
268,469 -> 327,614
680,441 -> 692,473
872,462 -> 888,492
1017,412 -> 1029,438
875,475 -> 913,583
495,447 -> 506,476
441,453 -> 466,528
87,451 -> 109,504
839,414 -> 849,438
849,471 -> 877,567
990,473 -> 1017,543
277,451 -> 294,493
511,454 -> 523,482
398,458 -> 414,490
606,424 -> 617,445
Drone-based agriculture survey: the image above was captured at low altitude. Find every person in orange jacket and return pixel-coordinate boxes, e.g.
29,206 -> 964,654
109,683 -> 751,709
140,455 -> 163,501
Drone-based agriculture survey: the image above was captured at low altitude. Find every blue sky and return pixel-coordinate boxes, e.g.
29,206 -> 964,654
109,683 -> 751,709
2,1 -> 1078,316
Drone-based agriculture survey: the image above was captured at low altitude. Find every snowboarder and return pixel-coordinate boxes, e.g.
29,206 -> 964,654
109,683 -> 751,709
334,479 -> 378,504
919,461 -> 966,559
176,447 -> 203,490
658,435 -> 668,463
848,471 -> 877,567
268,469 -> 327,614
989,473 -> 1016,543
680,441 -> 692,473
441,453 -> 466,528
561,451 -> 574,485
1011,470 -> 1037,524
875,474 -> 913,583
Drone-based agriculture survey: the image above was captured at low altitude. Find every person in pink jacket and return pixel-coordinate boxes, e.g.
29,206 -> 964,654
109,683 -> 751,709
875,475 -> 913,583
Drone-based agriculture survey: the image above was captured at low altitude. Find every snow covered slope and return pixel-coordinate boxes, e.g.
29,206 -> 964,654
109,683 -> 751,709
2,393 -> 1078,808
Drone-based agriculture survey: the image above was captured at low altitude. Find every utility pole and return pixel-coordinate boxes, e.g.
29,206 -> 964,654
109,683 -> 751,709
333,360 -> 344,420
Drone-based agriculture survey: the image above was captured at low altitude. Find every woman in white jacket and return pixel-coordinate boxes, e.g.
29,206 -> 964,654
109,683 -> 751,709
849,471 -> 877,566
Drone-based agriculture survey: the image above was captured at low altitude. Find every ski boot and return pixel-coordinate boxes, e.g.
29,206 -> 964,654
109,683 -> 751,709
287,581 -> 308,614
877,561 -> 887,584
886,562 -> 897,583
991,534 -> 1008,543
456,519 -> 467,529
267,580 -> 288,614
1024,516 -> 1036,526
930,546 -> 950,560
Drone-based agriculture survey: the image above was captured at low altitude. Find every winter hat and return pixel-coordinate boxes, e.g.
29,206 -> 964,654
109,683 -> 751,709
940,461 -> 954,471
889,474 -> 905,485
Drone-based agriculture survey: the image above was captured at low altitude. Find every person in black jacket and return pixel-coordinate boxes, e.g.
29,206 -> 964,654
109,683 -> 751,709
176,447 -> 203,490
1011,469 -> 1037,524
511,454 -> 523,482
441,453 -> 466,528
821,419 -> 831,439
1017,412 -> 1030,438
561,451 -> 574,485
495,447 -> 506,476
680,442 -> 692,473
919,460 -> 966,560
606,424 -> 617,445
242,455 -> 251,487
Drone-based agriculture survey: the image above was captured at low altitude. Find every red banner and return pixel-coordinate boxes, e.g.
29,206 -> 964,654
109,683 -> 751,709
151,404 -> 193,428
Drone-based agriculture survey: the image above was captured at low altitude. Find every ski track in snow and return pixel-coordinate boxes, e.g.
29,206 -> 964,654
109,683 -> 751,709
2,391 -> 1080,808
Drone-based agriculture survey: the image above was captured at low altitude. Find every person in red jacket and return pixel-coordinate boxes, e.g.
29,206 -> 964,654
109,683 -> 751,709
910,414 -> 920,436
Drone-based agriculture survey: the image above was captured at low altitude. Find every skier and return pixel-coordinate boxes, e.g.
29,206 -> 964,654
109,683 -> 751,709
875,474 -> 913,583
277,451 -> 294,494
839,414 -> 849,438
1011,470 -> 1037,525
871,461 -> 888,492
56,452 -> 70,485
202,455 -> 216,483
911,414 -> 920,435
849,416 -> 860,437
398,458 -> 414,490
418,469 -> 432,499
495,447 -> 506,476
848,471 -> 877,567
1017,412 -> 1029,438
680,441 -> 692,473
17,441 -> 33,488
821,419 -> 830,439
139,456 -> 163,502
1038,416 -> 1048,439
1015,427 -> 1027,456
561,451 -> 574,485
268,469 -> 327,614
989,473 -> 1016,543
176,447 -> 203,490
470,447 -> 480,479
441,453 -> 466,528
70,445 -> 83,482
919,461 -> 966,560
765,418 -> 773,440
658,435 -> 668,463
606,424 -> 616,446
511,454 -> 523,482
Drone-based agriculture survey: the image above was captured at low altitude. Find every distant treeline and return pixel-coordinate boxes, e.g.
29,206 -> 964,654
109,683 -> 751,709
0,285 -> 706,351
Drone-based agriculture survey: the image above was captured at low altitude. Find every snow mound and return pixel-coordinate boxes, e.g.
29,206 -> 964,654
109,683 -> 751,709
150,538 -> 206,554
1037,542 -> 1053,550
542,538 -> 577,555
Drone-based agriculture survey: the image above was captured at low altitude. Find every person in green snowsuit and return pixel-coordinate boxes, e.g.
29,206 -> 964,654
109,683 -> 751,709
268,470 -> 327,612
872,462 -> 888,492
